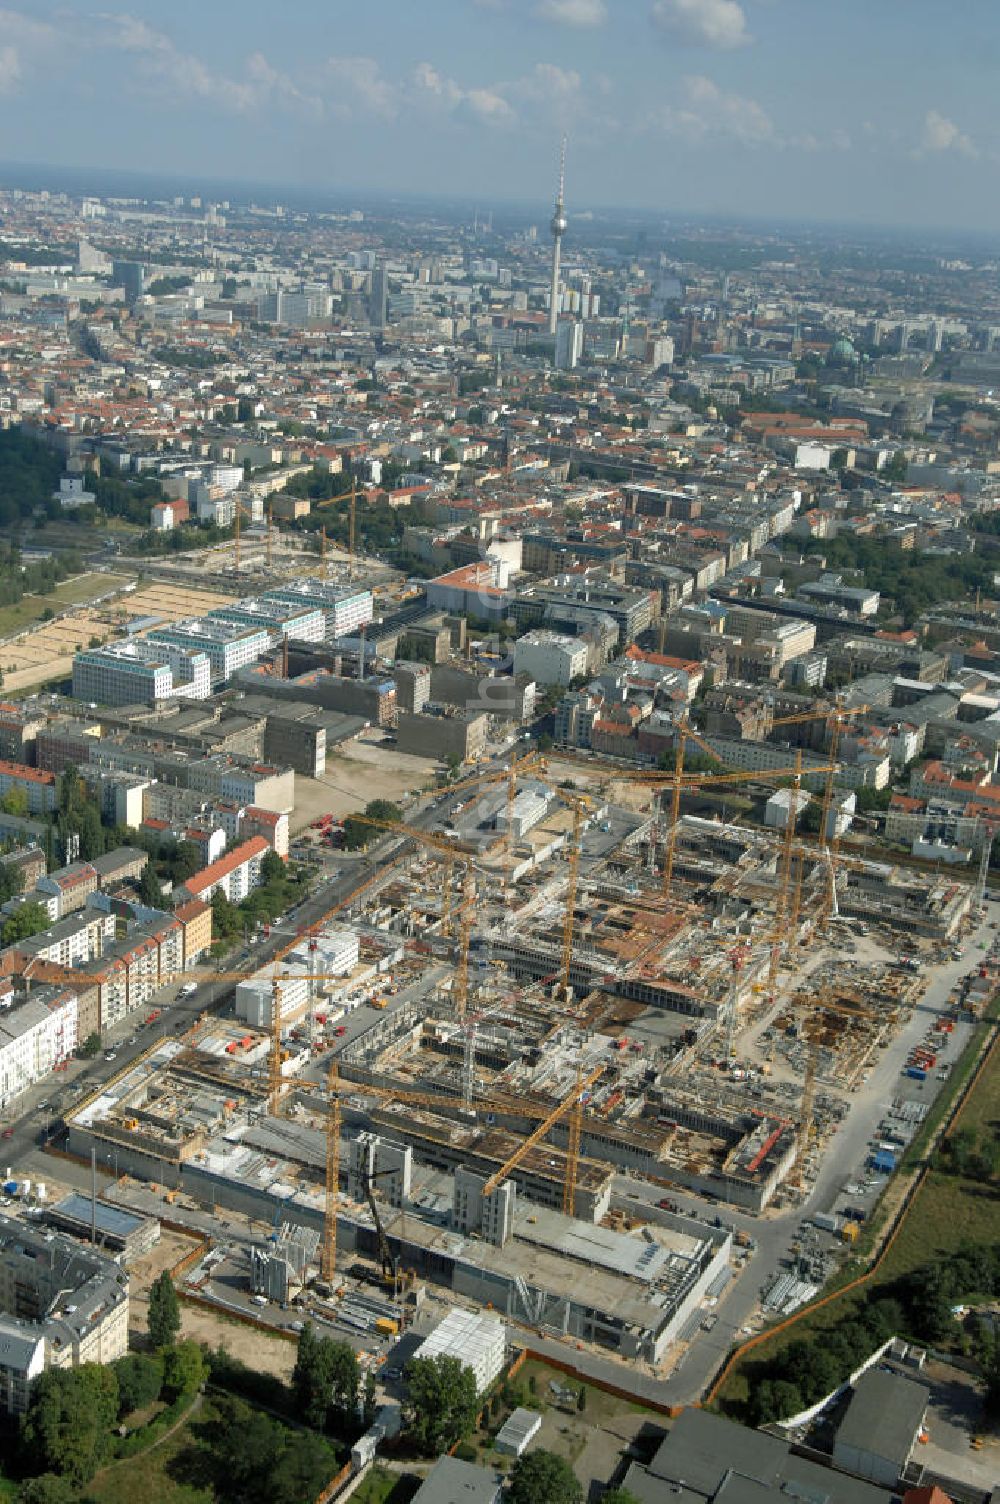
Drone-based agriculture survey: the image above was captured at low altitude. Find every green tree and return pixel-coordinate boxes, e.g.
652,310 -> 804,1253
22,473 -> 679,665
16,1477 -> 79,1504
268,1430 -> 339,1504
328,1340 -> 359,1424
211,887 -> 240,940
78,1032 -> 101,1059
508,1449 -> 583,1504
602,1492 -> 641,1504
576,1385 -> 586,1412
362,1369 -> 377,1428
260,849 -> 285,885
291,1325 -> 358,1430
112,1352 -> 163,1417
161,1339 -> 207,1399
403,1354 -> 478,1456
1,902 -> 50,946
980,1335 -> 1000,1418
343,798 -> 403,850
884,450 -> 908,483
147,1270 -> 181,1349
22,1364 -> 119,1485
138,863 -> 165,908
0,786 -> 28,817
292,1322 -> 328,1430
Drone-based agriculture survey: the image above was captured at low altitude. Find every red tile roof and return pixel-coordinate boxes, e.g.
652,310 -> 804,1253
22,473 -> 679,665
184,836 -> 270,896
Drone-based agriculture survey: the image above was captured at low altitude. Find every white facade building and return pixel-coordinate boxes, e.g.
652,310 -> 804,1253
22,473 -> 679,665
73,638 -> 211,707
416,1309 -> 506,1395
235,970 -> 310,1028
0,990 -> 78,1109
147,619 -> 271,683
209,600 -> 325,643
262,582 -> 374,639
513,630 -> 590,687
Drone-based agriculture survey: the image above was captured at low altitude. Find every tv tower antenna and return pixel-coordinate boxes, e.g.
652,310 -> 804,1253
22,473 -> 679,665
548,135 -> 568,337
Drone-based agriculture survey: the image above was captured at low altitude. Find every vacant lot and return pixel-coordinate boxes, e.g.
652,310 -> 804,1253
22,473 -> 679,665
0,572 -> 238,693
293,740 -> 438,832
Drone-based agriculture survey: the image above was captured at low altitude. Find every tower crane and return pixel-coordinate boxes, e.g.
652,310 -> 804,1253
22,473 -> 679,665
769,749 -> 803,989
311,481 -> 359,578
323,1059 -> 340,1281
481,1063 -> 604,1205
658,718 -> 728,905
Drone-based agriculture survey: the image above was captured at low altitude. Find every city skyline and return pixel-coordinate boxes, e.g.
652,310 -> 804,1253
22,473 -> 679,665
0,1 -> 998,233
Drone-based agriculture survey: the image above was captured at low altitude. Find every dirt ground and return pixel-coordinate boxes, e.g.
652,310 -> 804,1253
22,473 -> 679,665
127,1228 -> 200,1340
126,1227 -> 296,1378
292,738 -> 438,831
0,574 -> 236,693
176,1301 -> 297,1381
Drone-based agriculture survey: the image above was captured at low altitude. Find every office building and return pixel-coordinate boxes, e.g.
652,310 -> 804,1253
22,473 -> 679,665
262,582 -> 374,639
554,319 -> 583,370
72,638 -> 211,707
147,618 -> 271,684
209,599 -> 326,643
111,259 -> 145,305
369,263 -> 388,329
514,629 -> 590,687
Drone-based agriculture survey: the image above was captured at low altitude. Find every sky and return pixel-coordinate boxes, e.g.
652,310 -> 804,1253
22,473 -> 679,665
1,1 -> 998,232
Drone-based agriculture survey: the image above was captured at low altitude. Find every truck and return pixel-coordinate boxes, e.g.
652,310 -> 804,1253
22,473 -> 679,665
374,1317 -> 400,1336
906,1066 -> 927,1081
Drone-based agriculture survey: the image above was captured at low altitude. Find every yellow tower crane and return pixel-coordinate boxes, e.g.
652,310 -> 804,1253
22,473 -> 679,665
323,1058 -> 340,1280
481,1063 -> 604,1211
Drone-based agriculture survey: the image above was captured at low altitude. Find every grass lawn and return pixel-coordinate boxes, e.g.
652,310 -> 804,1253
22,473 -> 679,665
0,571 -> 128,638
87,1389 -> 215,1504
351,1467 -> 421,1504
87,1406 -> 212,1504
513,1358 -> 659,1426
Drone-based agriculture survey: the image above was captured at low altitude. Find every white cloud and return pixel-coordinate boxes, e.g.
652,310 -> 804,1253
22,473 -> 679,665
921,109 -> 977,157
323,56 -> 397,119
535,0 -> 607,25
651,0 -> 750,49
652,73 -> 774,144
511,62 -> 583,107
0,45 -> 20,94
411,63 -> 516,127
0,8 -> 61,94
97,13 -> 316,115
464,87 -> 517,125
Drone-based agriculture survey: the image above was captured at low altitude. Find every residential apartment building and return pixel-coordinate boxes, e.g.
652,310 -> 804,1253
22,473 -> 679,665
178,835 -> 270,906
0,987 -> 78,1110
0,761 -> 56,815
174,898 -> 213,970
0,1215 -> 128,1413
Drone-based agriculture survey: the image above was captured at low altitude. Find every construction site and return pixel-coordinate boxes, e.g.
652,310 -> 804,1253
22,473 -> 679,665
58,725 -> 989,1374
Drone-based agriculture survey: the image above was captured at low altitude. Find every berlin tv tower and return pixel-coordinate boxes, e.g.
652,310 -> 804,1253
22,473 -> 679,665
548,135 -> 568,337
